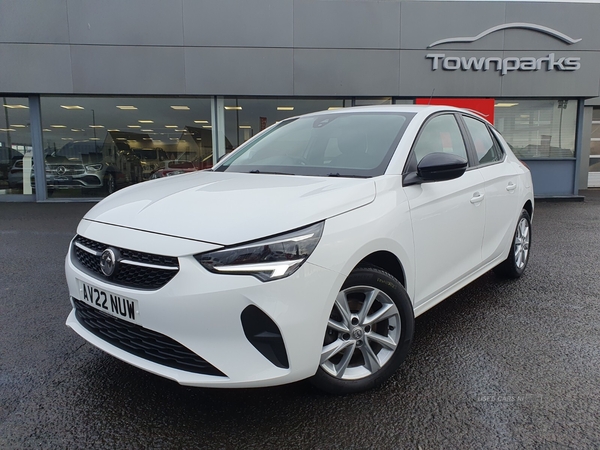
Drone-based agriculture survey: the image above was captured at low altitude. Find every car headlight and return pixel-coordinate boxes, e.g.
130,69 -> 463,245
195,222 -> 324,282
85,163 -> 103,172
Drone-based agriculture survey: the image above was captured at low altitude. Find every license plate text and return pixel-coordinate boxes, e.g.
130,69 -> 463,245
82,283 -> 136,321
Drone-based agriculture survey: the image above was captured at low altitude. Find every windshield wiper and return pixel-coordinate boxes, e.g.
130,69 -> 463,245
248,170 -> 295,175
327,172 -> 369,178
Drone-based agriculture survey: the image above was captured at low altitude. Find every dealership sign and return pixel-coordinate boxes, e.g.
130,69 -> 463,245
426,23 -> 582,76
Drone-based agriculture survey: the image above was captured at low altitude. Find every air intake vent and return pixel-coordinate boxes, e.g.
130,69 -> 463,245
241,305 -> 289,369
74,299 -> 226,377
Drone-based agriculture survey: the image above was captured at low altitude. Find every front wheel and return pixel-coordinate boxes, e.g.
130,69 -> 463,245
311,266 -> 414,395
494,209 -> 532,279
104,172 -> 116,195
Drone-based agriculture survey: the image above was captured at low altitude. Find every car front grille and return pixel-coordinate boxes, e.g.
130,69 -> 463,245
73,235 -> 179,290
73,299 -> 226,377
47,164 -> 85,175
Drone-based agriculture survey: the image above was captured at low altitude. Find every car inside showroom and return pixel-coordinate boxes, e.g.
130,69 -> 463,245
1,0 -> 599,202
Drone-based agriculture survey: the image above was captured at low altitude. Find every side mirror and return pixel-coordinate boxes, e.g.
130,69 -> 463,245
404,152 -> 468,186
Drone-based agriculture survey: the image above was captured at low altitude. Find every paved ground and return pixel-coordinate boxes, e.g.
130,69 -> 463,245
1,192 -> 600,449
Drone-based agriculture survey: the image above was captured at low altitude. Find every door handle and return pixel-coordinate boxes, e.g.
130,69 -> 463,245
470,192 -> 485,204
506,182 -> 517,192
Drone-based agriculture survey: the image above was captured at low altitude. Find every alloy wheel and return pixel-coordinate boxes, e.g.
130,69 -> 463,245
320,286 -> 401,380
514,217 -> 530,269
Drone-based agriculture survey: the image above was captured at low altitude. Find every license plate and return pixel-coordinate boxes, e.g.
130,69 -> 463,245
78,281 -> 139,324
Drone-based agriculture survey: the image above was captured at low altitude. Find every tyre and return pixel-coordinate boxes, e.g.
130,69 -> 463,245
311,266 -> 414,395
105,172 -> 116,195
494,209 -> 531,279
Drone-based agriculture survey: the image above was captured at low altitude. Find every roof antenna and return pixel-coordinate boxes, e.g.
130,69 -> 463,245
428,88 -> 435,105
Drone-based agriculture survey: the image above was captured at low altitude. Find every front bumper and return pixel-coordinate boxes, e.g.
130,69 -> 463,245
65,224 -> 344,388
46,173 -> 102,189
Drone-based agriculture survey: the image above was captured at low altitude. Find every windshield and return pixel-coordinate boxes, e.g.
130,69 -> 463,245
215,112 -> 415,177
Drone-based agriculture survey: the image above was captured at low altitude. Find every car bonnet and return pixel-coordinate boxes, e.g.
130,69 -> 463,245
82,170 -> 376,245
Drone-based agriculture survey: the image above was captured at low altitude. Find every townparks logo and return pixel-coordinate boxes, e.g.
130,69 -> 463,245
425,23 -> 582,76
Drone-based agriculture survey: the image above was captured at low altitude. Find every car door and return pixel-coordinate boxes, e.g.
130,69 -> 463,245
403,113 -> 487,307
460,114 -> 523,264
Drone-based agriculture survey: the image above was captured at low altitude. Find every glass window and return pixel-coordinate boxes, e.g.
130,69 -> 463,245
588,108 -> 600,187
40,97 -> 211,198
354,98 -> 392,106
0,98 -> 32,196
494,100 -> 577,159
223,98 -> 352,151
217,111 -> 414,178
463,115 -> 502,165
412,114 -> 468,165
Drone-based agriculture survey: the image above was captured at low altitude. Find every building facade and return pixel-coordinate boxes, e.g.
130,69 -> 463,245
1,0 -> 600,201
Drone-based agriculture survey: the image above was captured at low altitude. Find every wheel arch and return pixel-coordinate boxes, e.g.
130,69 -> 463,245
353,251 -> 406,288
523,199 -> 533,220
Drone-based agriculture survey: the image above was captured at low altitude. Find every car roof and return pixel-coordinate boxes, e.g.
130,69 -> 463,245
296,104 -> 491,124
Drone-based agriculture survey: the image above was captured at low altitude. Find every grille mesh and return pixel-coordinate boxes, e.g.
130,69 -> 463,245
47,164 -> 85,175
74,299 -> 225,377
73,235 -> 179,290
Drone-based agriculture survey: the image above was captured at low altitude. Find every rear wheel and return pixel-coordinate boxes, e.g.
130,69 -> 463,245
104,172 -> 116,195
311,266 -> 414,395
494,209 -> 531,279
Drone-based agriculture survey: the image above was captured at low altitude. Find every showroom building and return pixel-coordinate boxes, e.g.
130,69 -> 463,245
1,0 -> 600,201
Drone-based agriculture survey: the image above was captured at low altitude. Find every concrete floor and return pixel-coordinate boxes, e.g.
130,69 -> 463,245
1,191 -> 599,449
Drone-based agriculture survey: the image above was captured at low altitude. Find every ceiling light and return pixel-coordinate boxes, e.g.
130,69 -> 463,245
224,106 -> 242,110
116,137 -> 127,140
90,137 -> 100,140
61,105 -> 84,110
51,125 -> 66,128
165,125 -> 178,128
494,103 -> 519,107
171,106 -> 190,110
277,106 -> 294,111
0,128 -> 15,132
203,126 -> 212,129
128,125 -> 141,128
141,129 -> 153,132
3,104 -> 28,109
11,124 -> 26,128
239,125 -> 252,129
194,120 -> 208,124
42,129 -> 52,132
71,128 -> 83,132
61,137 -> 74,140
175,129 -> 185,132
138,120 -> 154,124
108,129 -> 120,132
117,105 -> 138,110
89,125 -> 104,128
328,107 -> 343,110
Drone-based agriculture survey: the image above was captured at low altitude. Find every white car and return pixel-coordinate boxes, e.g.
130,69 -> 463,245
65,105 -> 533,394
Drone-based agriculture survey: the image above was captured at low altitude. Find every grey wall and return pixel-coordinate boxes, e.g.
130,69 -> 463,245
1,0 -> 599,98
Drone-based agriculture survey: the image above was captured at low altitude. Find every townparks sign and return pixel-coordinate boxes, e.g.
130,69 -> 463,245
425,23 -> 582,76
